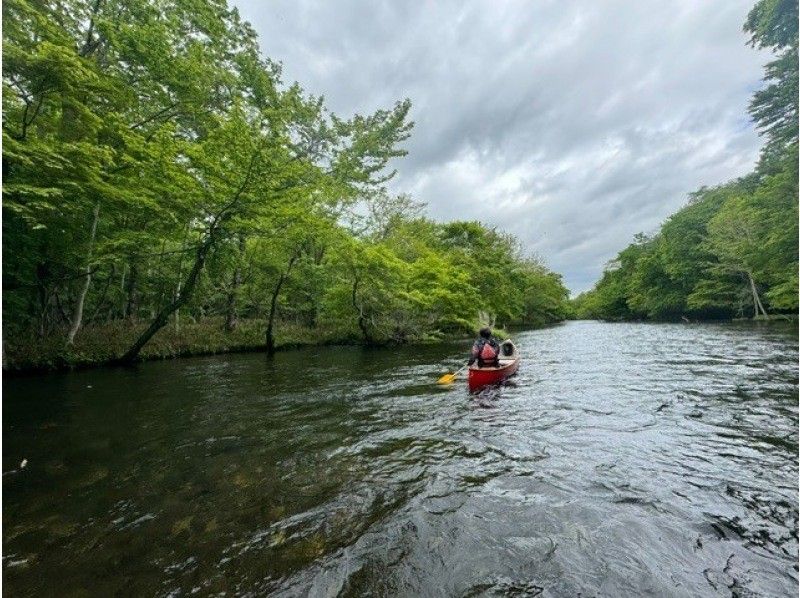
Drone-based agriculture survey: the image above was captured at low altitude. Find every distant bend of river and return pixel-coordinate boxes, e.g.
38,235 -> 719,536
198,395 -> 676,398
3,320 -> 798,597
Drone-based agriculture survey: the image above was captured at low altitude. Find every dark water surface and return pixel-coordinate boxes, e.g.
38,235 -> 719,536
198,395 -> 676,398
3,321 -> 798,596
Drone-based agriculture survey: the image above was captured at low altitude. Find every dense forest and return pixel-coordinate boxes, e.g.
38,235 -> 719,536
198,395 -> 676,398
2,0 -> 569,369
574,0 -> 799,321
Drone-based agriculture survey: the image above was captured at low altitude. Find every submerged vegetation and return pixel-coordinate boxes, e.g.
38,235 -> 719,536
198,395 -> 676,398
2,0 -> 568,370
574,0 -> 798,322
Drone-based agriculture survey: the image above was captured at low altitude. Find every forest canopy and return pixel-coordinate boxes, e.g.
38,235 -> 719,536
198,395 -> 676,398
573,0 -> 799,321
2,0 -> 569,368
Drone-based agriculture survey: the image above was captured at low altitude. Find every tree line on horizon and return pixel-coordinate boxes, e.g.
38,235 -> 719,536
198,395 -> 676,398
574,0 -> 798,322
2,0 -> 569,364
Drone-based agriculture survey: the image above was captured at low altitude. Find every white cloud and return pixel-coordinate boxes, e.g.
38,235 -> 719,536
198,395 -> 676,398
233,0 -> 768,293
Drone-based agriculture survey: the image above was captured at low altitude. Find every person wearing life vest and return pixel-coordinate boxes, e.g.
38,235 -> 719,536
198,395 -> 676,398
469,327 -> 500,367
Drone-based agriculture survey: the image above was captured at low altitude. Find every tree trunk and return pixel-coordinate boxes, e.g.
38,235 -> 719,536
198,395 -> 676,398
117,235 -> 214,363
54,291 -> 70,325
173,227 -> 191,332
265,253 -> 299,355
174,279 -> 182,332
37,287 -> 51,339
66,201 -> 100,346
35,263 -> 51,338
224,278 -> 240,331
117,148 -> 259,361
265,276 -> 283,355
224,236 -> 245,332
119,265 -> 126,318
351,276 -> 372,343
748,273 -> 769,319
125,260 -> 139,320
87,265 -> 114,325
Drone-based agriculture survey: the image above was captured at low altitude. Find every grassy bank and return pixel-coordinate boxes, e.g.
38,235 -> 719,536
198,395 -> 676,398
3,317 -> 547,374
2,319 -> 354,373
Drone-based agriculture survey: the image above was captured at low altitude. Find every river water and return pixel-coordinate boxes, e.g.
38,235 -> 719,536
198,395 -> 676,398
3,321 -> 798,596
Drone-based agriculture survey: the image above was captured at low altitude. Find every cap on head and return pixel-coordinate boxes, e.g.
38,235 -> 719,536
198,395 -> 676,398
479,327 -> 492,339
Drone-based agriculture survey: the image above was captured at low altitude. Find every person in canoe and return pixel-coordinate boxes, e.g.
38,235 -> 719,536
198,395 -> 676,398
469,327 -> 500,368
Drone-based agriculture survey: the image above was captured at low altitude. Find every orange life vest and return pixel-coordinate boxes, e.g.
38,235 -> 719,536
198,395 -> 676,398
479,342 -> 498,361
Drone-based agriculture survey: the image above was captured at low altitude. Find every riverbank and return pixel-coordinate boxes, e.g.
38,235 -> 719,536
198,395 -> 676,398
4,318 -> 503,374
565,312 -> 798,324
2,319 -> 347,374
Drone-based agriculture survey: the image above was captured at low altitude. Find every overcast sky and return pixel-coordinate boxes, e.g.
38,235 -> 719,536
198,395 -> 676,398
233,0 -> 768,293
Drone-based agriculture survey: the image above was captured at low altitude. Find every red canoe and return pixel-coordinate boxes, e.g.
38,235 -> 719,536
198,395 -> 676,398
468,340 -> 520,390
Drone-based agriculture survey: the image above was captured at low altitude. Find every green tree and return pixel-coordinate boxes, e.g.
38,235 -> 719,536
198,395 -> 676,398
2,0 -> 570,370
744,0 -> 798,162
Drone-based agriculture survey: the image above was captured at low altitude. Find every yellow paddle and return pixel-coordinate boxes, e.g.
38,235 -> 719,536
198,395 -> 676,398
437,363 -> 468,384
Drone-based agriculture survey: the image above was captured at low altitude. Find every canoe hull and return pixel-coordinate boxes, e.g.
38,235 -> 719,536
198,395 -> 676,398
468,357 -> 519,390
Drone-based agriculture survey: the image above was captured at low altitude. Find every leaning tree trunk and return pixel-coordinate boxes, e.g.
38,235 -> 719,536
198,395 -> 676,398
118,148 -> 258,362
66,201 -> 100,346
747,273 -> 769,319
117,235 -> 214,363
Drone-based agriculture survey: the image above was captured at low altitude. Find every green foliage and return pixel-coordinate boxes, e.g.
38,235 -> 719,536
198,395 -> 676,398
744,0 -> 799,164
3,0 -> 569,366
705,148 -> 799,310
318,216 -> 567,344
580,153 -> 798,321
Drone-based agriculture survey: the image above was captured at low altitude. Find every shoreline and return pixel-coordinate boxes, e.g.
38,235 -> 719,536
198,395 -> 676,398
4,316 -> 793,376
3,319 -> 342,375
2,318 -> 487,376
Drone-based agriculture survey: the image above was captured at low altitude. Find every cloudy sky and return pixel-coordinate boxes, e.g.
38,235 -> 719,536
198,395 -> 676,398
233,0 -> 768,293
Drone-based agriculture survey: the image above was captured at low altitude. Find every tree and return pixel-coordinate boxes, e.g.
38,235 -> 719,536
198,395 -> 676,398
744,0 -> 799,163
2,0 -> 570,370
3,0 -> 266,343
704,149 -> 798,316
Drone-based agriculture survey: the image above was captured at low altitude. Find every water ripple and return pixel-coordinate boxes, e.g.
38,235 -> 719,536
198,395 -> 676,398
3,321 -> 797,596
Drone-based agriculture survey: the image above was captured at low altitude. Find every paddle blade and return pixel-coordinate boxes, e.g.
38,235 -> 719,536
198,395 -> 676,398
437,373 -> 457,384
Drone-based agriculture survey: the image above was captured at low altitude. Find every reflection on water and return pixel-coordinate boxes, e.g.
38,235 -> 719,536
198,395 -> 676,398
3,321 -> 798,596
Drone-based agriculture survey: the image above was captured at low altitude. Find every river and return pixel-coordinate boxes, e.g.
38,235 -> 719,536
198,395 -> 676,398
3,321 -> 798,596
